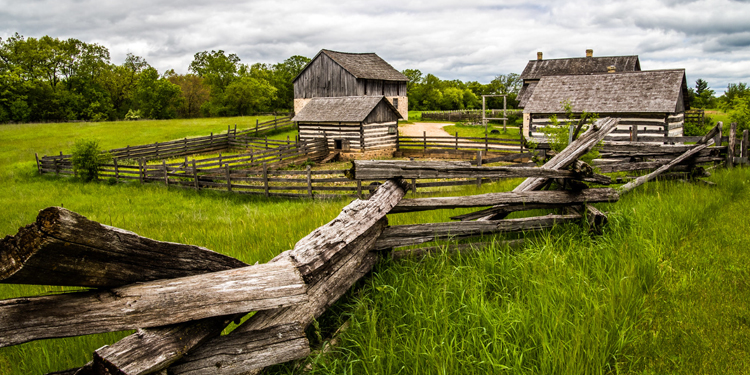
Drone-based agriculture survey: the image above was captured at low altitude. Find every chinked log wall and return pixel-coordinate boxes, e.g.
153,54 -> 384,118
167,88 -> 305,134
2,117 -> 740,374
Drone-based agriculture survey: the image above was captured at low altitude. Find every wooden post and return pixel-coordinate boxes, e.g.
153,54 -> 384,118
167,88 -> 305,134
126,145 -> 130,158
714,122 -> 723,146
155,142 -> 159,158
423,131 -> 427,151
218,153 -> 222,166
210,132 -> 214,146
138,159 -> 143,184
225,164 -> 231,192
263,163 -> 269,197
728,122 -> 737,168
34,153 -> 41,174
411,178 -> 417,195
255,119 -> 259,135
360,124 -> 365,151
742,129 -> 749,165
455,132 -> 458,150
192,159 -> 198,190
163,161 -> 168,187
114,159 -> 119,183
476,150 -> 483,188
306,165 -> 312,197
485,133 -> 489,153
356,179 -> 362,198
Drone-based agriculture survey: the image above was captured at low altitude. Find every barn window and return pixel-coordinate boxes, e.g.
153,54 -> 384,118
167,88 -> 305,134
388,125 -> 397,135
393,98 -> 399,107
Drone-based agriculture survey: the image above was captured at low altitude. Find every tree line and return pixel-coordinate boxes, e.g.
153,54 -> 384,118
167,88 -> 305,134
0,33 -> 310,123
402,69 -> 521,111
688,79 -> 750,131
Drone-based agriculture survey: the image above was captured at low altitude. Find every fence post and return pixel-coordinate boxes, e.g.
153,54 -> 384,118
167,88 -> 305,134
210,132 -> 214,147
263,163 -> 269,197
485,133 -> 489,153
192,159 -> 198,190
34,153 -> 41,174
114,159 -> 119,183
155,142 -> 159,158
126,145 -> 130,158
306,165 -> 312,197
411,178 -> 417,195
634,124 -> 639,142
226,164 -> 232,192
476,150 -> 483,189
256,119 -> 259,135
742,129 -> 749,165
423,131 -> 427,152
163,161 -> 168,187
455,132 -> 458,150
184,138 -> 187,154
138,159 -> 143,184
357,179 -> 362,198
728,122 -> 737,169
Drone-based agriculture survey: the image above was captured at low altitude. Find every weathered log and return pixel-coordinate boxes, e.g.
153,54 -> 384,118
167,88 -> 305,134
450,203 -> 569,221
728,122 -> 737,168
91,315 -> 239,375
348,160 -> 600,180
390,239 -> 525,260
373,214 -> 581,250
168,219 -> 387,374
0,207 -> 247,288
513,117 -> 619,193
618,140 -> 713,194
566,205 -> 608,234
0,256 -> 307,348
289,179 -> 405,277
469,152 -> 533,165
166,322 -> 310,375
390,188 -> 619,213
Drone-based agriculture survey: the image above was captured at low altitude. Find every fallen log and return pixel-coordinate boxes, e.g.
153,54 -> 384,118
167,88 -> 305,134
0,255 -> 307,348
347,160 -> 600,180
390,239 -> 525,260
0,207 -> 247,288
390,188 -> 619,213
618,140 -> 713,194
289,179 -> 406,278
373,214 -> 581,250
168,218 -> 387,374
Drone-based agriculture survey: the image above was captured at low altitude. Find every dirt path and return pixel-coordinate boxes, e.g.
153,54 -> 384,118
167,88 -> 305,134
399,122 -> 454,137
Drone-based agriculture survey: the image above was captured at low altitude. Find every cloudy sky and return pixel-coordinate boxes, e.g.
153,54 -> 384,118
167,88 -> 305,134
2,0 -> 749,93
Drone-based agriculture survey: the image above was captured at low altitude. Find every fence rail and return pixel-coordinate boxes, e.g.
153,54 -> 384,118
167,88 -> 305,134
421,109 -> 521,122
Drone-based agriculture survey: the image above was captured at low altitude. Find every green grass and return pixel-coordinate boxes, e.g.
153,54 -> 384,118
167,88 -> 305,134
705,110 -> 731,126
443,123 -> 523,140
2,117 -> 750,374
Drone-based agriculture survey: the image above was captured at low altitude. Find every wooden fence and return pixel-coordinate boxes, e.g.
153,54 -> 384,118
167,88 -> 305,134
421,109 -> 521,122
2,117 -> 744,374
397,132 -> 524,153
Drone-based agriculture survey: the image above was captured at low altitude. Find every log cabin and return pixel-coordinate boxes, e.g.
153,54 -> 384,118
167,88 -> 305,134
292,96 -> 402,159
293,49 -> 409,119
518,49 -> 641,109
522,69 -> 690,141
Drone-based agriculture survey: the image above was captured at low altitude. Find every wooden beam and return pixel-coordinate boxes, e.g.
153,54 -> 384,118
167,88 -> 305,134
618,140 -> 713,194
348,160 -> 602,180
373,214 -> 582,250
0,256 -> 307,348
728,122 -> 737,169
390,188 -> 619,213
0,207 -> 247,288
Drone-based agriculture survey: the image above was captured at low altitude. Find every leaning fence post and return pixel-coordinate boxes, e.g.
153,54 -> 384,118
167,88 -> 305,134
306,165 -> 312,197
728,122 -> 737,168
34,153 -> 41,174
476,150 -> 483,189
225,164 -> 232,192
192,159 -> 198,190
263,163 -> 269,197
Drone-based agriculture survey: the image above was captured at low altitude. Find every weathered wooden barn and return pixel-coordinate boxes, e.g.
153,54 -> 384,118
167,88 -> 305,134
523,69 -> 689,140
293,49 -> 409,119
292,96 -> 402,157
518,50 -> 641,109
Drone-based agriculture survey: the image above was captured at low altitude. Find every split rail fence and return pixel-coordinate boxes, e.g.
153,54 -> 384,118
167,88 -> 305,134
2,117 -> 745,374
421,109 -> 522,122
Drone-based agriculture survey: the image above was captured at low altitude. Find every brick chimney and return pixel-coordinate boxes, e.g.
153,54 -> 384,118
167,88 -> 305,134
586,49 -> 593,58
537,51 -> 543,60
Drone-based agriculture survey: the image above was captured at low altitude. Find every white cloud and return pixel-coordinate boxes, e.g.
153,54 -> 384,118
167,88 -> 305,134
1,0 -> 748,93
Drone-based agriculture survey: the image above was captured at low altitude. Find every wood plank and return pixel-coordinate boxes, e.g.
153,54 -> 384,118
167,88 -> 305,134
391,188 -> 619,213
618,140 -> 713,194
0,256 -> 307,348
0,207 -> 247,288
348,160 -> 599,180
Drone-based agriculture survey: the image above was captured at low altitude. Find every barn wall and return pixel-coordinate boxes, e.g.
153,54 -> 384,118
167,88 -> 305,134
364,101 -> 401,124
527,112 -> 684,139
294,54 -> 359,99
298,121 -> 398,151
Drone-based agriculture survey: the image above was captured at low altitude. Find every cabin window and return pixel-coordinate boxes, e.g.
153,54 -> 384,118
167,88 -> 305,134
393,98 -> 398,108
388,125 -> 397,135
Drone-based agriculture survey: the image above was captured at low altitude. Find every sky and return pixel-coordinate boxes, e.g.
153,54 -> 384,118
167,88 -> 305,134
2,0 -> 749,94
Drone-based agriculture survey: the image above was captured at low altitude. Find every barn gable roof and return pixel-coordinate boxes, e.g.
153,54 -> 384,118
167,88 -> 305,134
292,96 -> 403,122
523,69 -> 688,114
294,50 -> 409,83
520,55 -> 641,80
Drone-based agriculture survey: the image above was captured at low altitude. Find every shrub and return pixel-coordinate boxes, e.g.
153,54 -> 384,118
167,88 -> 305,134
124,109 -> 142,121
70,139 -> 110,182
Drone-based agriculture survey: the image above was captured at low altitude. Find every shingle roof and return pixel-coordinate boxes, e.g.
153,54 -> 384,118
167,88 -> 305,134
292,96 -> 402,122
520,56 -> 641,80
523,70 -> 687,114
295,50 -> 408,82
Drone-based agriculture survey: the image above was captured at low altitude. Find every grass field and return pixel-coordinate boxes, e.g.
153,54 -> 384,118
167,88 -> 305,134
1,117 -> 749,374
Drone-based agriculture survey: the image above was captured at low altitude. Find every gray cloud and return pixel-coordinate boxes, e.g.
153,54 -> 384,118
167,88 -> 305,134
0,0 -> 748,93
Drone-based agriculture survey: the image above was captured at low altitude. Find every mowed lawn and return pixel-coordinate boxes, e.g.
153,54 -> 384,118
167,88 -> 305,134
0,117 -> 749,374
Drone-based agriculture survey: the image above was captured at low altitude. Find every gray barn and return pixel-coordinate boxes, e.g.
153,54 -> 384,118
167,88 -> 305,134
293,50 -> 409,119
523,69 -> 689,140
292,96 -> 402,156
518,50 -> 641,109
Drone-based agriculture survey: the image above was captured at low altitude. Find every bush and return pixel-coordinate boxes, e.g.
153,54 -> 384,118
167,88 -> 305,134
684,115 -> 713,136
124,109 -> 142,121
70,139 -> 110,182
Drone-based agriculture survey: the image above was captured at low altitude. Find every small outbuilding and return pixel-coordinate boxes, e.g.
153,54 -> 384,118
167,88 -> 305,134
293,49 -> 409,119
518,50 -> 641,109
523,69 -> 690,140
292,96 -> 402,159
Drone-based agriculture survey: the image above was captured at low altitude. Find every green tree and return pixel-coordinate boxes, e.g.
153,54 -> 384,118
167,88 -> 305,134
133,67 -> 183,119
224,76 -> 277,116
691,79 -> 716,109
189,50 -> 240,93
167,73 -> 210,118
